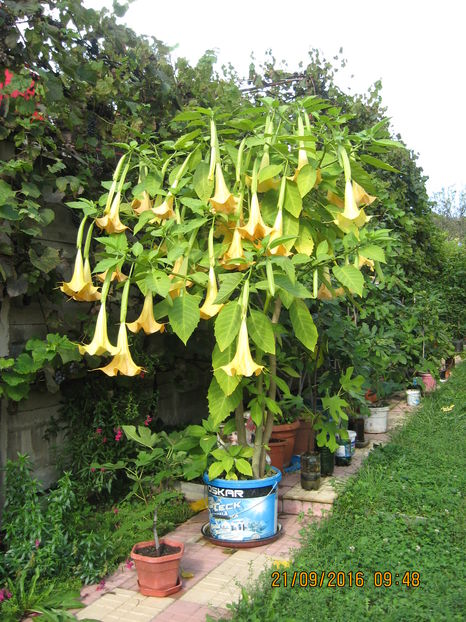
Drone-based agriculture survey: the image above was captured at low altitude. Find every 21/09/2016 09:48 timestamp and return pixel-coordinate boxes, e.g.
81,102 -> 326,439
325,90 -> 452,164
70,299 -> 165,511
271,571 -> 421,588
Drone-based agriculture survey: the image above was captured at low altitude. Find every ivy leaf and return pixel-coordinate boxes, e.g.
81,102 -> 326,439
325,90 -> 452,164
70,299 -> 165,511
289,299 -> 318,351
167,293 -> 200,345
28,247 -> 60,273
247,309 -> 275,354
214,300 -> 242,351
332,265 -> 364,296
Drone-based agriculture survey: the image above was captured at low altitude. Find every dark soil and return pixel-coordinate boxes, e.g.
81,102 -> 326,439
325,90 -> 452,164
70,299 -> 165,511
135,543 -> 181,558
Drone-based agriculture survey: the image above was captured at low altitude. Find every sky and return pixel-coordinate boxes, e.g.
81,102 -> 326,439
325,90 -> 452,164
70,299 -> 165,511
90,0 -> 466,196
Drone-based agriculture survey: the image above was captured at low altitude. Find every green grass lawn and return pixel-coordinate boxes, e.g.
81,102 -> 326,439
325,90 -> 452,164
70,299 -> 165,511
226,364 -> 466,622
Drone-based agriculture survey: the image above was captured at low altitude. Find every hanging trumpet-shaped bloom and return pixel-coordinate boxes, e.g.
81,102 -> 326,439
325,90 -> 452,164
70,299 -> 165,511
238,193 -> 273,242
132,191 -> 153,215
358,254 -> 375,271
267,208 -> 290,257
95,191 -> 128,234
127,292 -> 165,334
220,318 -> 263,377
96,267 -> 128,284
72,257 -> 101,302
352,181 -> 376,207
96,323 -> 143,377
343,180 -> 361,220
78,303 -> 118,356
60,248 -> 94,300
221,228 -> 250,271
209,163 -> 239,214
151,194 -> 175,220
317,268 -> 345,301
168,256 -> 193,298
200,267 -> 224,319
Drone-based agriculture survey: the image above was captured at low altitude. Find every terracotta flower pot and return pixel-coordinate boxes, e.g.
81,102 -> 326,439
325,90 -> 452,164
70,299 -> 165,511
131,539 -> 184,597
294,419 -> 315,455
271,420 -> 300,467
268,438 -> 287,473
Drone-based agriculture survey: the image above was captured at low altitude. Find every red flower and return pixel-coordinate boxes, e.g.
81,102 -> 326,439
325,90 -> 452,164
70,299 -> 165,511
91,467 -> 96,473
96,428 -> 102,435
100,467 -> 105,472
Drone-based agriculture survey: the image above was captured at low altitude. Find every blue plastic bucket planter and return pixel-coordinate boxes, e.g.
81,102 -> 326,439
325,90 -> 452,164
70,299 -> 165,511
203,467 -> 282,543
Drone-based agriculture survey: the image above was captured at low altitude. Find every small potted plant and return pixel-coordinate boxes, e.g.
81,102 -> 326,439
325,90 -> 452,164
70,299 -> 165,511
406,377 -> 421,405
364,378 -> 396,433
131,506 -> 184,596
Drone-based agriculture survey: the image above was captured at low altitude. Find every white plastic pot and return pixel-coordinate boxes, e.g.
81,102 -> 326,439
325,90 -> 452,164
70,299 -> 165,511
348,430 -> 357,455
406,389 -> 421,406
364,406 -> 389,433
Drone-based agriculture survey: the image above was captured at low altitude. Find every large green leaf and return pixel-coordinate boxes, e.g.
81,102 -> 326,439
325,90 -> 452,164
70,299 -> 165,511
214,273 -> 244,304
358,244 -> 386,263
247,309 -> 275,354
360,154 -> 400,173
284,181 -> 302,217
207,377 -> 242,428
289,299 -> 318,351
167,293 -> 200,345
193,161 -> 213,201
332,265 -> 364,296
275,274 -> 312,299
212,343 -> 241,396
296,164 -> 317,198
214,300 -> 242,351
258,164 -> 282,183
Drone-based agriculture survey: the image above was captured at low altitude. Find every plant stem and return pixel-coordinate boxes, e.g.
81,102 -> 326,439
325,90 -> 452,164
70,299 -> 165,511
153,507 -> 159,552
235,399 -> 247,447
259,298 -> 282,477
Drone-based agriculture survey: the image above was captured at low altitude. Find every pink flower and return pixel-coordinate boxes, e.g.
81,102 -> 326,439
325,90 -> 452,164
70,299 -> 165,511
144,416 -> 152,426
113,507 -> 119,515
96,579 -> 106,591
35,539 -> 40,549
96,428 -> 102,435
100,467 -> 105,472
91,467 -> 96,473
102,437 -> 107,443
125,559 -> 134,569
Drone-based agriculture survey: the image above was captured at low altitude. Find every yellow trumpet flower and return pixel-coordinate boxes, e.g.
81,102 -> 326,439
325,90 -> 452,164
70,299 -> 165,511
315,168 -> 322,187
245,153 -> 280,193
132,191 -> 153,215
151,194 -> 175,220
343,180 -> 361,220
200,267 -> 224,319
238,193 -> 273,241
95,191 -> 128,234
97,323 -> 143,377
334,209 -> 372,235
288,146 -> 309,182
96,267 -> 128,283
327,190 -> 344,209
267,208 -> 290,257
209,163 -> 239,214
352,181 -> 376,207
127,292 -> 165,335
317,268 -> 345,301
60,248 -> 86,297
168,256 -> 193,298
220,318 -> 263,377
78,303 -> 118,356
221,228 -> 250,271
358,254 -> 375,271
72,257 -> 101,302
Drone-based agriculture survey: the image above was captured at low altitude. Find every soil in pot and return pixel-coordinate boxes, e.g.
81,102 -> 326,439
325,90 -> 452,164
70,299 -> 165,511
135,543 -> 181,557
271,420 -> 300,467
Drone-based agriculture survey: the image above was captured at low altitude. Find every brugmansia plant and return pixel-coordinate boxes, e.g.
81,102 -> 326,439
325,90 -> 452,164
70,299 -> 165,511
60,96 -> 391,480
